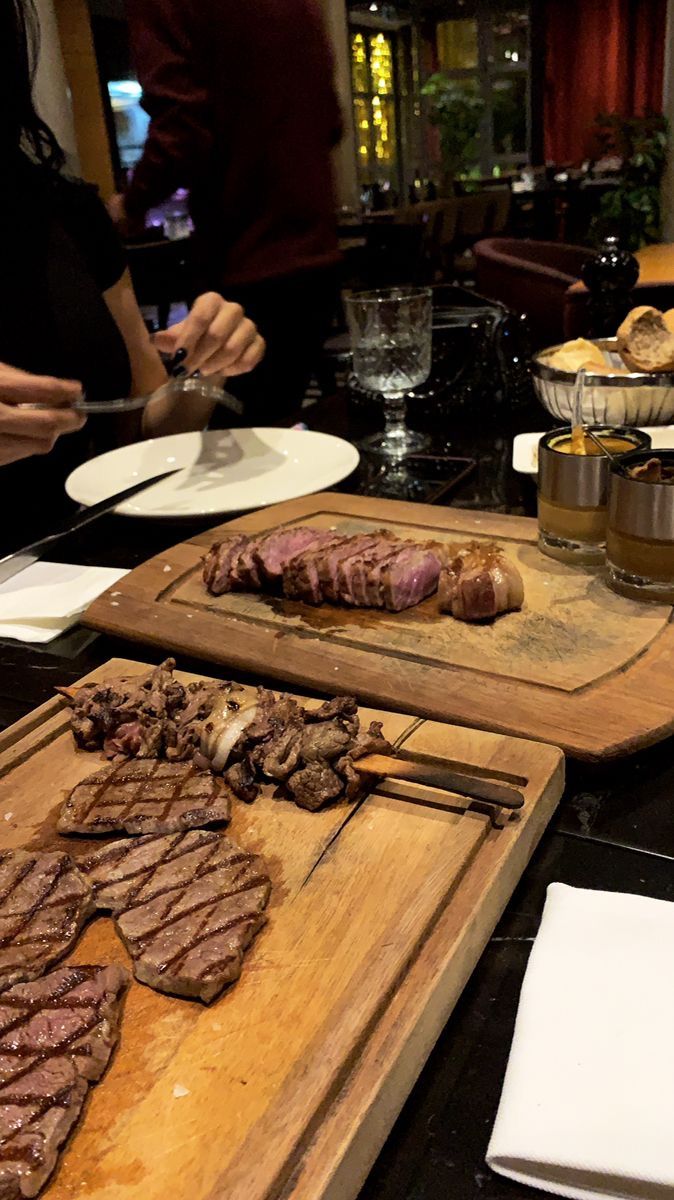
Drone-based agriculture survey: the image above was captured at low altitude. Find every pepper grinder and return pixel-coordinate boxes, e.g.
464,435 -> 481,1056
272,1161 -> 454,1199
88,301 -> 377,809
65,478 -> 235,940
581,236 -> 639,337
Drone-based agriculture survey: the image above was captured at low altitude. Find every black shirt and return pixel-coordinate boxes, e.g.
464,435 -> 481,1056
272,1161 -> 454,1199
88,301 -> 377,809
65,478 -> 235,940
0,157 -> 132,549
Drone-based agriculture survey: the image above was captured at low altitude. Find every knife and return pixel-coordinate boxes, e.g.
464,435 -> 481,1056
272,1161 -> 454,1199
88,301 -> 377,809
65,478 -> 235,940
0,469 -> 180,588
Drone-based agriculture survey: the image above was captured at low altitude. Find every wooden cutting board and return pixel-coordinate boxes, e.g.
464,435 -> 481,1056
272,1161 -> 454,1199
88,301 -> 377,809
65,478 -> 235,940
0,658 -> 564,1200
84,493 -> 674,759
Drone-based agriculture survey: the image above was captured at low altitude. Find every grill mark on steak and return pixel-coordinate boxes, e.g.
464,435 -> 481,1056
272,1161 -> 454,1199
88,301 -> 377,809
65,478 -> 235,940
80,832 -> 271,1004
58,760 -> 232,836
0,854 -> 93,994
0,964 -> 128,1200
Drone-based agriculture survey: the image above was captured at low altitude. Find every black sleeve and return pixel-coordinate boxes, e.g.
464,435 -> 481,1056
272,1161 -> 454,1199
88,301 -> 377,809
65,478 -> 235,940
54,176 -> 127,293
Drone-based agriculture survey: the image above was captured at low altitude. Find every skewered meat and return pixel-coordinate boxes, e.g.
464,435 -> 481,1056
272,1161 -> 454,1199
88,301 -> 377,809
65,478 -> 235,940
66,663 -> 393,812
203,526 -> 444,611
438,542 -> 524,621
69,659 -> 241,763
0,851 -> 94,993
213,686 -> 391,810
0,964 -> 128,1200
80,832 -> 271,1004
58,760 -> 232,836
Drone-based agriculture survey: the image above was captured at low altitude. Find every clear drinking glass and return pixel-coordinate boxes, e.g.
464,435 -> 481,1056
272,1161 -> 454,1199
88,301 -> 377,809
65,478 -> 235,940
345,286 -> 433,457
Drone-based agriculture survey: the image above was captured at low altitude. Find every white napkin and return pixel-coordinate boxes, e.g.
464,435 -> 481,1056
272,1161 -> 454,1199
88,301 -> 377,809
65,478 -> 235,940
0,561 -> 128,643
487,883 -> 674,1200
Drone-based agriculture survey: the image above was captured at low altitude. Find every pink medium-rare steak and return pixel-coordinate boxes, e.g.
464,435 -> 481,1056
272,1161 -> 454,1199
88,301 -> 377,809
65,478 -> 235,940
0,964 -> 128,1200
202,534 -> 249,595
0,852 -> 94,994
253,527 -> 326,584
315,534 -> 380,602
80,831 -> 271,1004
380,546 -> 442,611
57,759 -> 233,837
202,526 -> 447,612
282,533 -> 349,604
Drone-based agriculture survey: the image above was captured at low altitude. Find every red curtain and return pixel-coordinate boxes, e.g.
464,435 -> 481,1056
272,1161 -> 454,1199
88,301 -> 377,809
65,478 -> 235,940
544,0 -> 667,164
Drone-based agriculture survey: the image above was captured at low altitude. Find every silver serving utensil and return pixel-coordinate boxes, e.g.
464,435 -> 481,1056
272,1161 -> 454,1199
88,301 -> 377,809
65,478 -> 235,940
583,426 -> 621,466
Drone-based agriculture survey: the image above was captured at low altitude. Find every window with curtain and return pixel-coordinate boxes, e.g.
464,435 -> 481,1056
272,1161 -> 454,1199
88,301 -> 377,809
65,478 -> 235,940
350,29 -> 401,189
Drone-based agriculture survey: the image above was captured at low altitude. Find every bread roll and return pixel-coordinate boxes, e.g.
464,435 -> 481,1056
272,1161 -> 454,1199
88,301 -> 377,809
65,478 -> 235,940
545,338 -> 607,373
662,309 -> 674,335
617,308 -> 674,373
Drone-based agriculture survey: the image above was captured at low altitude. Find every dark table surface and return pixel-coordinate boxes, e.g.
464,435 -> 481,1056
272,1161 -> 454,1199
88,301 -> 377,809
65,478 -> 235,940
1,388 -> 671,1200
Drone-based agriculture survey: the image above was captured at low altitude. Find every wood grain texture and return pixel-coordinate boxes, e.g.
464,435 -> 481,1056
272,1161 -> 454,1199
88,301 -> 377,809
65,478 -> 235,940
0,658 -> 563,1200
84,494 -> 674,760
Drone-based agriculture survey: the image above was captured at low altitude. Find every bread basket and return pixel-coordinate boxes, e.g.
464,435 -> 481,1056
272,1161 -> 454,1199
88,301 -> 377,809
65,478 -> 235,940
531,338 -> 674,426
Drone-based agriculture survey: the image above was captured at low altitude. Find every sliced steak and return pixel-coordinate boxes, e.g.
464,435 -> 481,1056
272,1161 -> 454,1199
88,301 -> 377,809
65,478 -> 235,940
316,534 -> 379,602
282,533 -> 349,604
229,537 -> 264,590
253,527 -> 326,585
0,853 -> 94,994
58,760 -> 232,837
380,546 -> 442,611
81,832 -> 271,1004
0,964 -> 128,1200
202,535 -> 250,595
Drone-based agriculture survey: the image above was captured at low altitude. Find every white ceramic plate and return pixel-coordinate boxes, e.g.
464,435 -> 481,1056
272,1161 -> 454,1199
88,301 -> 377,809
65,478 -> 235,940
66,428 -> 360,518
512,426 -> 674,477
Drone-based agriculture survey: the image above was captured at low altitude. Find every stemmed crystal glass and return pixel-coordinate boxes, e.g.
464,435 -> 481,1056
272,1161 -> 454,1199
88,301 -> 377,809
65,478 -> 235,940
345,287 -> 433,458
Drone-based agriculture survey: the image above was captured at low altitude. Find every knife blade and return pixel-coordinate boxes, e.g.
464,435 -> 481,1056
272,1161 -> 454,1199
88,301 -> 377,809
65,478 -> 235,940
0,469 -> 180,588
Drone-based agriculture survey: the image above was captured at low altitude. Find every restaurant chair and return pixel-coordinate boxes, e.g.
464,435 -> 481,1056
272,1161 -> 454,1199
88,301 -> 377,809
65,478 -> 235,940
474,236 -> 590,348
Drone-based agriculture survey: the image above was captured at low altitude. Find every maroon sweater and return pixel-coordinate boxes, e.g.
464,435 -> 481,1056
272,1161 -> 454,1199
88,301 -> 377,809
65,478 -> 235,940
124,0 -> 342,287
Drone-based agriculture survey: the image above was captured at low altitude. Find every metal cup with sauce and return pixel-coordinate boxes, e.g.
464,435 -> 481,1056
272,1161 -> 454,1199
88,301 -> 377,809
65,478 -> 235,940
607,449 -> 674,602
537,426 -> 651,565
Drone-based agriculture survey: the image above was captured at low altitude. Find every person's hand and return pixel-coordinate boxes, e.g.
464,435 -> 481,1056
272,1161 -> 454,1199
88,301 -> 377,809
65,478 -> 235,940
152,293 -> 265,377
0,364 -> 85,467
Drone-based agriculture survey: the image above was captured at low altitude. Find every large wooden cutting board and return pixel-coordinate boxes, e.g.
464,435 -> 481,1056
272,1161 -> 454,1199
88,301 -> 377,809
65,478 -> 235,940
85,493 -> 674,759
0,659 -> 563,1200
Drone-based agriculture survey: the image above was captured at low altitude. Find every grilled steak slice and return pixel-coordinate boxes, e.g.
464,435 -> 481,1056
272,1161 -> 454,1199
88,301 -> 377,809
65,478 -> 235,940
438,542 -> 524,620
0,964 -> 128,1200
229,537 -> 264,591
202,535 -> 250,595
252,527 -> 326,585
380,546 -> 442,611
81,832 -> 271,1004
58,760 -> 232,837
0,852 -> 94,994
316,535 -> 379,602
282,533 -> 348,604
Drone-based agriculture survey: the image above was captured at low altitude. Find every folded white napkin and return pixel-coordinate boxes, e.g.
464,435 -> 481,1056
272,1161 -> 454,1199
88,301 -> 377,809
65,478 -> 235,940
487,883 -> 674,1200
0,561 -> 128,643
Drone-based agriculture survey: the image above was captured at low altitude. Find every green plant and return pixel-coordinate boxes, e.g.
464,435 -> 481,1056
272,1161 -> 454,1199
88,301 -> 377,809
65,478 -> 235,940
590,113 -> 669,251
421,74 -> 485,188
